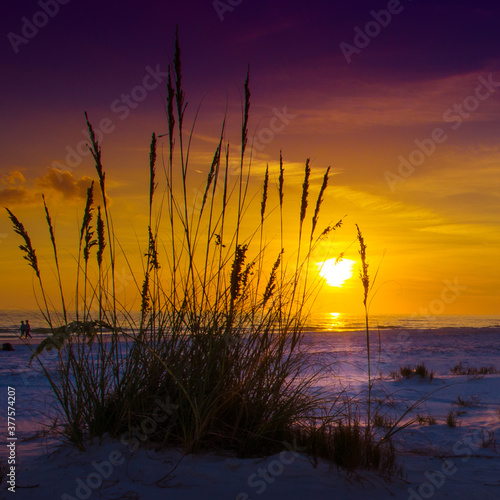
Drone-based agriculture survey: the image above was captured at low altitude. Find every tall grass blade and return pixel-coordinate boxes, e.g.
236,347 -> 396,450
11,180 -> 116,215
5,208 -> 52,326
42,194 -> 67,323
356,224 -> 371,430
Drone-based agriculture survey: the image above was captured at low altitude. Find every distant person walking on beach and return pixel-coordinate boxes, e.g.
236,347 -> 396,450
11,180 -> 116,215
24,319 -> 32,339
20,320 -> 26,338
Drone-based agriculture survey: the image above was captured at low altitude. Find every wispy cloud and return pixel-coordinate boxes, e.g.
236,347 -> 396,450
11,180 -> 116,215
402,146 -> 500,196
291,70 -> 500,131
332,185 -> 444,224
416,223 -> 500,238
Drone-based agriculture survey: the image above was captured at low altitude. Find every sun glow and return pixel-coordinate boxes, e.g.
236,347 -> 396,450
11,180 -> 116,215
317,258 -> 356,287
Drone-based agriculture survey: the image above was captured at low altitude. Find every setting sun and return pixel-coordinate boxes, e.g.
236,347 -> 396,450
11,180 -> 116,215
317,258 -> 356,287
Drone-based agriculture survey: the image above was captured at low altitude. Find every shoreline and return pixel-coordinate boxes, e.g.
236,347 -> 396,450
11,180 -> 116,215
2,325 -> 500,344
0,336 -> 39,347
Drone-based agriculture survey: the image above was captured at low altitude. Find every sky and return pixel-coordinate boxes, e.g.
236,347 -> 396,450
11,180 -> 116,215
1,0 -> 500,318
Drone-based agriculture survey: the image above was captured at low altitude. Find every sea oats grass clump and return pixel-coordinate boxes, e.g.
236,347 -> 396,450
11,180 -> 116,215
7,33 -> 406,478
446,410 -> 459,428
6,33 -> 345,459
391,363 -> 434,382
417,414 -> 437,426
453,395 -> 481,408
292,409 -> 402,477
450,362 -> 497,379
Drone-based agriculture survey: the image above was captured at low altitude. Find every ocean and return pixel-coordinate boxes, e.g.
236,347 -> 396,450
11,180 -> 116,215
312,312 -> 500,332
1,309 -> 499,337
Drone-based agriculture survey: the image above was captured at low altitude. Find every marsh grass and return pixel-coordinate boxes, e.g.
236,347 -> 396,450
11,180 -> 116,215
373,413 -> 394,429
398,366 -> 413,379
293,406 -> 401,476
301,421 -> 398,475
414,362 -> 434,381
417,414 -> 437,426
391,363 -> 434,382
446,410 -> 458,428
480,431 -> 497,450
450,362 -> 497,377
453,395 -> 480,408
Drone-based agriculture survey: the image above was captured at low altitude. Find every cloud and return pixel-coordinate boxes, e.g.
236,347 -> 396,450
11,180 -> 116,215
1,171 -> 26,187
416,223 -> 499,238
0,187 -> 33,205
332,185 -> 444,223
294,70 -> 500,132
399,146 -> 500,211
35,168 -> 94,200
0,170 -> 35,205
0,168 -> 99,206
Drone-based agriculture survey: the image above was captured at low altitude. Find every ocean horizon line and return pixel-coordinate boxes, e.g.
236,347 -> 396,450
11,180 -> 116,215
1,309 -> 499,335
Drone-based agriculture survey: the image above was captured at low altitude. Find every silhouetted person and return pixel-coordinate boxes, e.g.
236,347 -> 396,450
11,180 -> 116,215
20,320 -> 26,338
24,319 -> 32,339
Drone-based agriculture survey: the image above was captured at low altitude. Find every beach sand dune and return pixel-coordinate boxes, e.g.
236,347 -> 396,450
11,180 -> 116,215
1,329 -> 499,499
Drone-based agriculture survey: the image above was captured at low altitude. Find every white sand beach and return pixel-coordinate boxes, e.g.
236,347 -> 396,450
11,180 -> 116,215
1,324 -> 499,499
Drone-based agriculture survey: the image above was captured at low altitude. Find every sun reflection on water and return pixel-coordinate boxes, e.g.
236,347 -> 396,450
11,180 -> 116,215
328,312 -> 343,330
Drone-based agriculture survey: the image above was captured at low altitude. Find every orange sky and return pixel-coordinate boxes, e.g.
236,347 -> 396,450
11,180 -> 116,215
1,2 -> 500,317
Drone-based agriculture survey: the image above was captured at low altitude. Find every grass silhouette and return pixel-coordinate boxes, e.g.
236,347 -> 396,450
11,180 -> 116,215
6,31 -> 401,474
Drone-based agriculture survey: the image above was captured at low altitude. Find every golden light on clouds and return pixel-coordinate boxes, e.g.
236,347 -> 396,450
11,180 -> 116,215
317,258 -> 356,288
